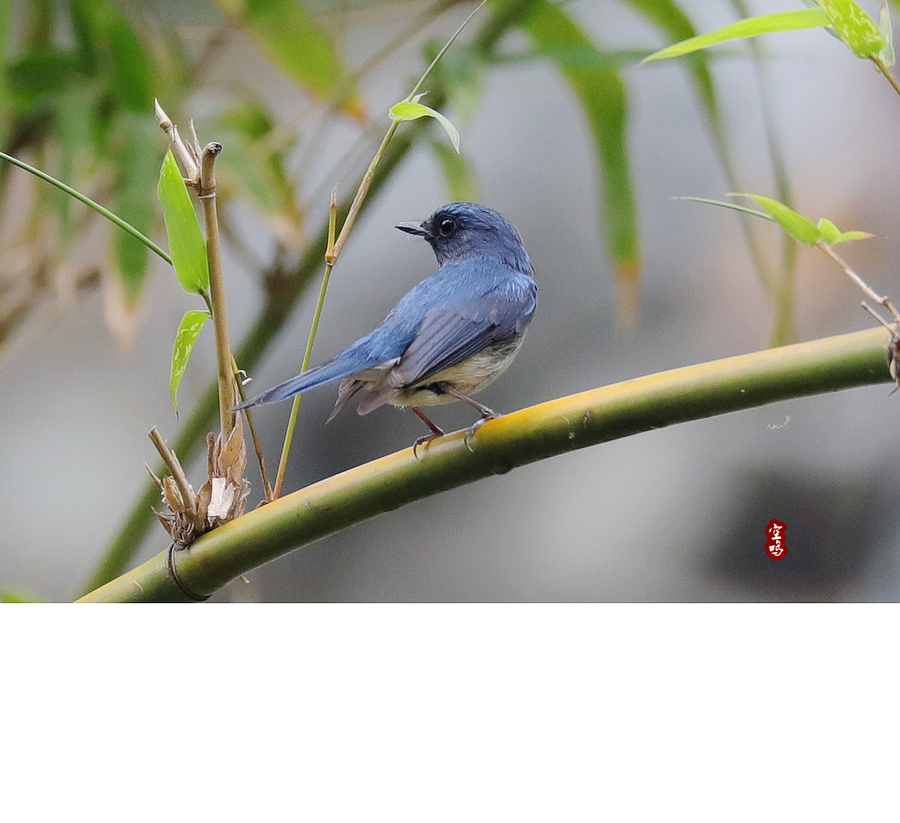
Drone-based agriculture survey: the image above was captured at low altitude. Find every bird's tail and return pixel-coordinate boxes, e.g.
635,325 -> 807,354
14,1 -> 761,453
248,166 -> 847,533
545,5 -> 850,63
231,349 -> 377,411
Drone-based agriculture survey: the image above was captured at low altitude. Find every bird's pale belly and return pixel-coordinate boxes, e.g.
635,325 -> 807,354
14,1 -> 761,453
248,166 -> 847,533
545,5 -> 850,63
391,333 -> 526,408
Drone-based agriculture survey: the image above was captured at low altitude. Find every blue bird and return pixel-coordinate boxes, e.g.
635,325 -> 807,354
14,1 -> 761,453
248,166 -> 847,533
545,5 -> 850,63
233,202 -> 537,450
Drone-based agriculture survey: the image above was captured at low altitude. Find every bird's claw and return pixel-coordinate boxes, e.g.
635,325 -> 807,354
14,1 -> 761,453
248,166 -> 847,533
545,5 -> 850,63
463,412 -> 500,452
412,431 -> 443,459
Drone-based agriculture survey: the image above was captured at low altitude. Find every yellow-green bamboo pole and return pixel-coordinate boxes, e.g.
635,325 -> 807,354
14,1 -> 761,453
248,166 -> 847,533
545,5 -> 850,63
78,326 -> 892,602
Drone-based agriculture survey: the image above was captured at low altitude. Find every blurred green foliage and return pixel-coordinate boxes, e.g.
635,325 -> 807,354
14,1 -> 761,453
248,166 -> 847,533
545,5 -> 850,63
1,0 -> 709,352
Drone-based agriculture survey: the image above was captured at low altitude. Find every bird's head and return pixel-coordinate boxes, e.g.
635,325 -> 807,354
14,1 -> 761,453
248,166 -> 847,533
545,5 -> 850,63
396,202 -> 532,273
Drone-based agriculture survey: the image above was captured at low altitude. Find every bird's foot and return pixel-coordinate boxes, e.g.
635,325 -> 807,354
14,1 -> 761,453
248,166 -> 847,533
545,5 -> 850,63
412,430 -> 445,459
463,410 -> 501,453
411,406 -> 445,459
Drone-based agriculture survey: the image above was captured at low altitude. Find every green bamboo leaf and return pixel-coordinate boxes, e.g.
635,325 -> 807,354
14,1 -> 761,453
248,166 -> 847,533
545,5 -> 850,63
641,8 -> 830,63
682,196 -> 873,247
389,100 -> 460,152
731,193 -> 820,246
620,0 -> 699,37
676,195 -> 772,220
816,217 -> 842,244
815,217 -> 873,245
214,0 -> 360,118
430,139 -> 479,203
520,0 -> 639,313
170,309 -> 211,412
878,0 -> 895,67
834,231 -> 875,244
218,97 -> 275,142
157,149 -> 209,295
102,4 -> 155,110
69,0 -> 100,74
816,0 -> 885,58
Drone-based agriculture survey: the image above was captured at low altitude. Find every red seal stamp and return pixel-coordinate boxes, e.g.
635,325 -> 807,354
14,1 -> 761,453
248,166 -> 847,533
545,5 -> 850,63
765,520 -> 787,559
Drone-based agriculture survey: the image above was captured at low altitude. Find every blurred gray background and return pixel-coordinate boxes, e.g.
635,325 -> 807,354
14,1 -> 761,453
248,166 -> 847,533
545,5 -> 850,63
2,0 -> 899,601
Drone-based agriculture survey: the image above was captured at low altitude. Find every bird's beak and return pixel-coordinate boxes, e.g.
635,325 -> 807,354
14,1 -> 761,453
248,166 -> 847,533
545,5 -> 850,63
395,219 -> 428,237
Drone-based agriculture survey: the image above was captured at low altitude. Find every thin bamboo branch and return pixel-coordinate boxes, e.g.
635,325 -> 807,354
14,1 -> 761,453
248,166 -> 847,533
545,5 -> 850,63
148,427 -> 195,515
198,142 -> 237,437
273,189 -> 339,499
235,374 -> 275,502
204,284 -> 273,500
156,100 -> 199,184
77,326 -> 892,602
817,241 -> 900,322
872,54 -> 900,98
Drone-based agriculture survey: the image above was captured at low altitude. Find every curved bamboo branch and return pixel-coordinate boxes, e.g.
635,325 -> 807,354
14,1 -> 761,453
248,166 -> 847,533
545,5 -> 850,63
77,326 -> 891,602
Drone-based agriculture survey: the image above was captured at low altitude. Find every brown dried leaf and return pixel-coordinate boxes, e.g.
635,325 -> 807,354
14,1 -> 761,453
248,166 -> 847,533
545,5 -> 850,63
160,475 -> 183,512
195,479 -> 212,520
206,432 -> 216,477
218,418 -> 246,475
145,463 -> 163,490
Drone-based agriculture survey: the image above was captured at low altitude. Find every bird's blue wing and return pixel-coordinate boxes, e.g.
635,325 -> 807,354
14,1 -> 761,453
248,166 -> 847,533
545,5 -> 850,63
390,263 -> 536,386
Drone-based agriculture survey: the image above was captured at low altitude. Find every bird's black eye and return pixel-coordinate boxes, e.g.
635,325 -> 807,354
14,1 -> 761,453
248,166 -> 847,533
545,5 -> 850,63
438,217 -> 456,237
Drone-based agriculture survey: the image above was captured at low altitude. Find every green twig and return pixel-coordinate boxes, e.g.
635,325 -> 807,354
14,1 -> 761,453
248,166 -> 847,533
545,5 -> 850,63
0,150 -> 172,265
817,241 -> 900,322
273,189 -> 339,499
233,356 -> 275,502
262,122 -> 401,496
77,326 -> 893,602
872,54 -> 900,97
408,0 -> 487,101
